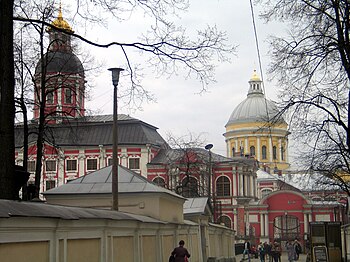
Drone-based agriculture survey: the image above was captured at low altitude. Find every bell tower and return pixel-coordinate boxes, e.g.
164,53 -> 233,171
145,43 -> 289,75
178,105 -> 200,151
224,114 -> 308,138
33,6 -> 85,122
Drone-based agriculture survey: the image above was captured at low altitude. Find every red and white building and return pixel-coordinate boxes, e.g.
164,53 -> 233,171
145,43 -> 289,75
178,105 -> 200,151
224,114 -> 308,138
14,9 -> 347,249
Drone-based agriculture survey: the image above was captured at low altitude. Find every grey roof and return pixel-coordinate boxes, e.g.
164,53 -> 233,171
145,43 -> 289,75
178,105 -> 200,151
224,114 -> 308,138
15,114 -> 168,148
183,197 -> 209,215
257,169 -> 340,192
43,165 -> 183,200
0,199 -> 163,223
257,169 -> 278,181
226,94 -> 279,125
149,148 -> 245,165
226,77 -> 284,126
35,51 -> 84,76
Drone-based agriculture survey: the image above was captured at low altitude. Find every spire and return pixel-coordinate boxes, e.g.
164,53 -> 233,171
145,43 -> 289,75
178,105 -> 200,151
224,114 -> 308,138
48,3 -> 74,33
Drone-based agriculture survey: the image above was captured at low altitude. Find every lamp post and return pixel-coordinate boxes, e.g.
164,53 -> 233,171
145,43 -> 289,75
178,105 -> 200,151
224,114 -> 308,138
205,144 -> 213,198
108,67 -> 124,211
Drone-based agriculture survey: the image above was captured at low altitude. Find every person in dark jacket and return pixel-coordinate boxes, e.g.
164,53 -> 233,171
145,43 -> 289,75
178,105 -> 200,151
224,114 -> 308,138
171,240 -> 191,262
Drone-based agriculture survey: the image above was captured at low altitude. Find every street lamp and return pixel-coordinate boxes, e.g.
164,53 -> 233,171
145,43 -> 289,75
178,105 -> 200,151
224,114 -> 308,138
205,144 -> 213,198
108,67 -> 124,211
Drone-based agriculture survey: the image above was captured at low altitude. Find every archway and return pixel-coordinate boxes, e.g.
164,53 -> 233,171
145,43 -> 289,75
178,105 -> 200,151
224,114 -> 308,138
273,214 -> 300,241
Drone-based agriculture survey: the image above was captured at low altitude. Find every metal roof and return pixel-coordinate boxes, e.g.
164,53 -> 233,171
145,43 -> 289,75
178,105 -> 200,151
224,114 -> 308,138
0,199 -> 164,223
257,169 -> 340,192
15,114 -> 169,148
183,197 -> 209,215
149,148 -> 248,165
43,165 -> 183,200
35,51 -> 84,76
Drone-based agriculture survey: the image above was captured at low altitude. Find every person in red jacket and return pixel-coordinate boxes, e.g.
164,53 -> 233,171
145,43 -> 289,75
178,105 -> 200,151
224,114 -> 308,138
171,240 -> 191,262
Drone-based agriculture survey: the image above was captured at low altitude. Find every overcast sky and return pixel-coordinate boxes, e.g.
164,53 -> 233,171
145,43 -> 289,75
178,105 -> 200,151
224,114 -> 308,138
63,1 -> 286,157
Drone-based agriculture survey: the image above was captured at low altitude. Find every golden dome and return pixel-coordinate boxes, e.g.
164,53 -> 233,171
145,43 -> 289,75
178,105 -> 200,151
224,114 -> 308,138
250,70 -> 261,81
48,5 -> 74,33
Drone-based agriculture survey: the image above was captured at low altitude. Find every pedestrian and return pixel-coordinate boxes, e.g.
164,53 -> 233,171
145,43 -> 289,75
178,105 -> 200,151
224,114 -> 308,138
271,241 -> 281,262
171,240 -> 191,262
285,240 -> 296,262
258,242 -> 265,262
294,240 -> 302,260
266,242 -> 273,262
242,240 -> 251,262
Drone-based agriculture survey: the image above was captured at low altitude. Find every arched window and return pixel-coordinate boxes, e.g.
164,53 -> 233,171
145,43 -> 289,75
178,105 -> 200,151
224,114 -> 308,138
219,215 -> 232,229
153,177 -> 165,188
216,176 -> 230,196
240,146 -> 244,156
261,188 -> 272,198
262,145 -> 267,159
64,87 -> 72,104
182,177 -> 198,197
232,147 -> 235,157
250,146 -> 255,156
273,146 -> 277,160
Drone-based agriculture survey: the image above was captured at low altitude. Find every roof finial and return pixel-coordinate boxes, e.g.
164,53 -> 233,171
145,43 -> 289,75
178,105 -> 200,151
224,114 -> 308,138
48,2 -> 74,33
58,1 -> 63,19
250,69 -> 261,81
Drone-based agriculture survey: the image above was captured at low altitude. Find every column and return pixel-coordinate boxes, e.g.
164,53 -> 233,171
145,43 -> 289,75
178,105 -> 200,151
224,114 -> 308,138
304,213 -> 309,234
239,173 -> 243,196
99,145 -> 105,168
285,138 -> 289,162
226,140 -> 230,157
278,138 -> 282,161
235,139 -> 238,155
264,214 -> 269,238
257,137 -> 261,161
232,168 -> 237,196
245,137 -> 248,155
250,175 -> 254,197
234,213 -> 238,232
260,213 -> 265,236
58,150 -> 65,186
78,150 -> 85,177
269,136 -> 273,162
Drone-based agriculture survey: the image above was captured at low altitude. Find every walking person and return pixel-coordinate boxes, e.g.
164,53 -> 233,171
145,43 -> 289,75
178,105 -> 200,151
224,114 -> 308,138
266,242 -> 273,262
242,240 -> 251,261
271,241 -> 281,262
258,242 -> 265,262
294,239 -> 302,260
171,240 -> 191,262
286,240 -> 296,262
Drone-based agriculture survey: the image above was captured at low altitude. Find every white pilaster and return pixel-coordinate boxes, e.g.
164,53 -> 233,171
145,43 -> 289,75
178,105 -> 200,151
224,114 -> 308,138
269,137 -> 273,162
260,213 -> 264,236
264,214 -> 269,238
257,137 -> 261,161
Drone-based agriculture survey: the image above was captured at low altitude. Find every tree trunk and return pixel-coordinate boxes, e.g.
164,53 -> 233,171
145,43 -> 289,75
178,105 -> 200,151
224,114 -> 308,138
0,0 -> 16,199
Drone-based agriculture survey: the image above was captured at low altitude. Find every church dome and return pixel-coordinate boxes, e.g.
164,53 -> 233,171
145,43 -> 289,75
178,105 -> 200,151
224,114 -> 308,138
35,51 -> 84,76
226,70 -> 282,126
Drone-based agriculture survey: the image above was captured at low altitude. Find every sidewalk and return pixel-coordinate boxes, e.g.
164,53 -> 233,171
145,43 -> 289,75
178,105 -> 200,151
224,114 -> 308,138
236,252 -> 308,262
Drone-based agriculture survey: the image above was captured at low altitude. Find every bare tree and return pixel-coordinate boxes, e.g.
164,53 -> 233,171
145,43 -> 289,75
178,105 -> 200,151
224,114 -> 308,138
257,0 -> 350,194
1,0 -> 235,200
165,132 -> 210,197
14,0 -> 235,108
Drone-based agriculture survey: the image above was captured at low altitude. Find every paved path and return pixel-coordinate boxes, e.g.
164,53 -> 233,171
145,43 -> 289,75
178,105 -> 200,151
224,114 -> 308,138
236,252 -> 308,262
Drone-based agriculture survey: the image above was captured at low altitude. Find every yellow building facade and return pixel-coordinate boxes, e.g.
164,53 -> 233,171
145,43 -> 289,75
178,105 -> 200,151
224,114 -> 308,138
224,71 -> 290,173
